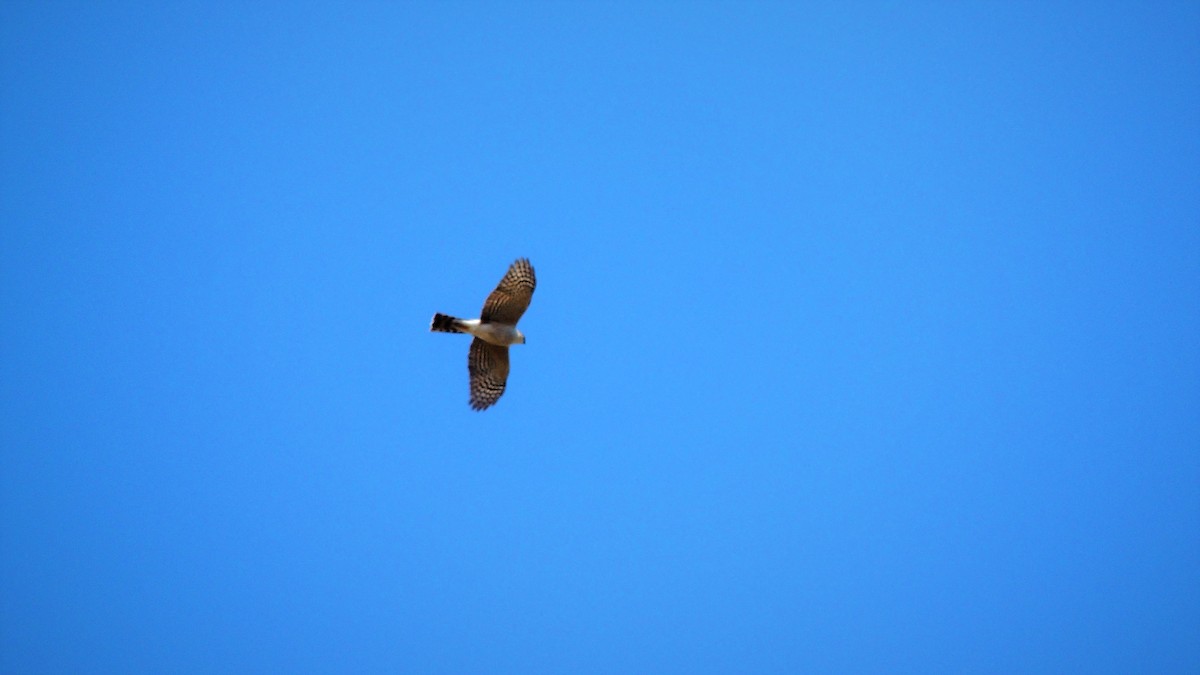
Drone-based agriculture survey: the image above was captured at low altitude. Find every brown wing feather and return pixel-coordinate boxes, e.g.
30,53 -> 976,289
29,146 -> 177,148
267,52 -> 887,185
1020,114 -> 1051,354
468,338 -> 510,411
480,258 -> 536,324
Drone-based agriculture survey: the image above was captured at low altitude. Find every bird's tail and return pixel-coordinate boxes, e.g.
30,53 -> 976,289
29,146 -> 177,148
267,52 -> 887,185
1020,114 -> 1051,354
430,313 -> 466,333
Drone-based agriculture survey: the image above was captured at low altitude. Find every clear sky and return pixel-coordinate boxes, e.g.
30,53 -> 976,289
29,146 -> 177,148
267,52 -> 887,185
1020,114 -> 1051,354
2,2 -> 1198,673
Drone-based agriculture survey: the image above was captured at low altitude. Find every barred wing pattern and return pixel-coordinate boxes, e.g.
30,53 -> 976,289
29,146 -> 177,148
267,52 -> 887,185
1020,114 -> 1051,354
468,338 -> 510,411
480,258 -> 536,324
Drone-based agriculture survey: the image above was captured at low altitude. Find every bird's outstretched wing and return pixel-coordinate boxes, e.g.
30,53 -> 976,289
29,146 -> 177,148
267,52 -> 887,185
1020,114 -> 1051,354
480,258 -> 536,324
468,338 -> 510,411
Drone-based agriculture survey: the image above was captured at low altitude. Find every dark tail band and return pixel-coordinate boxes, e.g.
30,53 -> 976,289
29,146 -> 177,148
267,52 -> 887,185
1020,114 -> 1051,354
431,313 -> 464,333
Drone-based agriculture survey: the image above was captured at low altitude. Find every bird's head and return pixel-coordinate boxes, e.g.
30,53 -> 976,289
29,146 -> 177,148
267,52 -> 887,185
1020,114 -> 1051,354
515,329 -> 526,345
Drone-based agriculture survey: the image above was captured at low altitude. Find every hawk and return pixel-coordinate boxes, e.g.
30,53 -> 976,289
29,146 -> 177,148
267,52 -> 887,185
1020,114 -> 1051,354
430,258 -> 536,410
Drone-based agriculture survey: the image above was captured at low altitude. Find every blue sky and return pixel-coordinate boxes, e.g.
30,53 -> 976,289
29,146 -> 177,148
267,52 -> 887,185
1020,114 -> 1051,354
2,2 -> 1198,673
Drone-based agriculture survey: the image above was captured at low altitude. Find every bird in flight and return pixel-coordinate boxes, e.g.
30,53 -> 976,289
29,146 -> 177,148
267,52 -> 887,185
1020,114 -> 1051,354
430,258 -> 536,410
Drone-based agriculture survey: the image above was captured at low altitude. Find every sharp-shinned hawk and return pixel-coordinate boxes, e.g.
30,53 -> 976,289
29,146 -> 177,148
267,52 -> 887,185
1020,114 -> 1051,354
430,258 -> 536,410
